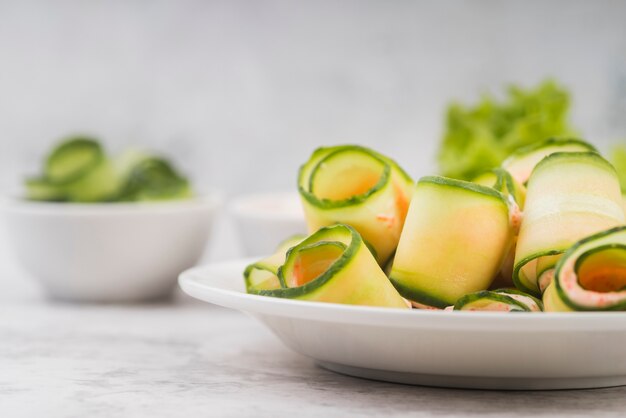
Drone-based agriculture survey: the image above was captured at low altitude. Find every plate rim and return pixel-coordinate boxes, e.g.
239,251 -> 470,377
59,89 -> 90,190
179,258 -> 626,332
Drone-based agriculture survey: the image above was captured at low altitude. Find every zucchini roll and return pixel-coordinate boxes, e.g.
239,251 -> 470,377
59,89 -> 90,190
453,289 -> 543,312
513,152 -> 625,296
298,145 -> 413,265
544,226 -> 626,312
259,224 -> 408,308
502,138 -> 597,185
473,167 -> 526,209
27,137 -> 117,202
389,176 -> 515,308
244,235 -> 305,294
473,168 -> 525,287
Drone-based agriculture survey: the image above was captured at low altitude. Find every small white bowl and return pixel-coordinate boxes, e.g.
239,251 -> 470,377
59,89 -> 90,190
1,195 -> 220,302
231,192 -> 307,256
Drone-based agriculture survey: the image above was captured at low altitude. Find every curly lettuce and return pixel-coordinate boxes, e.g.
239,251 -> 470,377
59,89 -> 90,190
438,80 -> 577,180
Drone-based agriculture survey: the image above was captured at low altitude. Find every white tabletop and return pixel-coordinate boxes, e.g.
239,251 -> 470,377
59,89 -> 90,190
2,228 -> 626,417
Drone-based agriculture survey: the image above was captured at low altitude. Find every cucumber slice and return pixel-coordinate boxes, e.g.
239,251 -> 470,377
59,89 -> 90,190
502,138 -> 597,185
542,281 -> 574,312
116,157 -> 192,201
34,137 -> 119,202
513,152 -> 625,296
298,145 -> 413,265
244,234 -> 305,294
473,168 -> 526,209
62,160 -> 118,202
25,139 -> 193,203
547,226 -> 626,311
389,176 -> 515,308
260,224 -> 408,308
473,168 -> 525,287
24,177 -> 67,202
45,137 -> 104,185
454,288 -> 543,312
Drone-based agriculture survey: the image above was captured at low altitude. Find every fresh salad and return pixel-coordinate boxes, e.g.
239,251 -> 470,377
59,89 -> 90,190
25,137 -> 192,203
244,139 -> 626,312
438,80 -> 576,180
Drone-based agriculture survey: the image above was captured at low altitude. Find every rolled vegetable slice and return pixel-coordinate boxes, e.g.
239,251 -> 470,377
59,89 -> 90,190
244,235 -> 305,294
35,137 -> 118,202
45,137 -> 104,184
513,152 -> 625,296
453,289 -> 543,312
612,146 -> 626,213
298,145 -> 413,265
260,224 -> 408,308
115,157 -> 192,201
389,176 -> 515,308
473,168 -> 525,287
472,167 -> 526,209
545,226 -> 626,312
25,177 -> 67,202
502,138 -> 597,185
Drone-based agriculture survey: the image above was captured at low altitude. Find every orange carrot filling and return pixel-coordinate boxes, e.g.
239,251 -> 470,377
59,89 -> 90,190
577,248 -> 626,293
288,244 -> 345,287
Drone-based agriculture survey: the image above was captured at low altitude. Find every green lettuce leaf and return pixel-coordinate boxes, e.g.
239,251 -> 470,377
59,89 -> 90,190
438,80 -> 577,180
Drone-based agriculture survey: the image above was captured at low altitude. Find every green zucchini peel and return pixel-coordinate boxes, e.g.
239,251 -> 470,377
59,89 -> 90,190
550,226 -> 626,311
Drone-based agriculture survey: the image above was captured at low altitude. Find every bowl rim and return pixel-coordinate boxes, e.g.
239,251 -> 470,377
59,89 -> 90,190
0,191 -> 222,215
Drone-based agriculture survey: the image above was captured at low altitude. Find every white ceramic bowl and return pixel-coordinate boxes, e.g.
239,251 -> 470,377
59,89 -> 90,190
181,259 -> 626,390
231,192 -> 307,256
1,195 -> 220,302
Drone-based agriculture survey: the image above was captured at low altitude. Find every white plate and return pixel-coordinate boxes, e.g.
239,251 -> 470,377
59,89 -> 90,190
179,259 -> 626,390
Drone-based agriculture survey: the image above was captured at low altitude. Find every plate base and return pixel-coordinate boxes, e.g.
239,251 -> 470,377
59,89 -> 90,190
317,361 -> 626,390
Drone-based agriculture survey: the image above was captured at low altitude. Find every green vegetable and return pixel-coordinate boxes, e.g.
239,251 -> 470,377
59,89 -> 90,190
389,176 -> 515,308
438,80 -> 577,180
25,136 -> 193,203
258,224 -> 408,308
513,152 -> 624,296
454,288 -> 543,312
45,137 -> 104,184
298,145 -> 413,265
502,138 -> 597,185
545,226 -> 626,312
24,177 -> 67,202
115,157 -> 192,202
244,235 -> 305,294
472,167 -> 526,209
612,145 -> 626,193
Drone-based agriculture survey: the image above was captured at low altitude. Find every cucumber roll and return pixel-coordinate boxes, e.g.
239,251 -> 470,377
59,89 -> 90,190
298,145 -> 413,265
260,224 -> 408,308
473,168 -> 525,287
502,138 -> 597,185
473,167 -> 526,209
513,152 -> 625,296
27,137 -> 118,202
115,157 -> 192,201
25,138 -> 193,203
389,176 -> 515,308
25,177 -> 67,202
454,289 -> 543,312
544,226 -> 626,312
244,235 -> 305,294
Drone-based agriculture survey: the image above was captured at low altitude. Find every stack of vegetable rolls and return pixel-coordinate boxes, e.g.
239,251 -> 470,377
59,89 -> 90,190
244,140 -> 626,312
26,137 -> 193,203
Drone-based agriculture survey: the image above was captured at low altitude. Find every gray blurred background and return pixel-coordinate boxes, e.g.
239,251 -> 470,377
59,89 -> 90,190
2,0 -> 626,196
1,0 -> 626,260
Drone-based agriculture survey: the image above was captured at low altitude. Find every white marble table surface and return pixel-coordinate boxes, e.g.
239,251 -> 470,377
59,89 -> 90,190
2,235 -> 626,417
